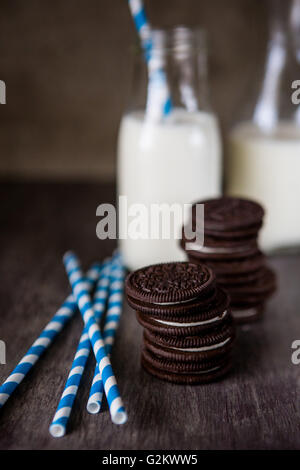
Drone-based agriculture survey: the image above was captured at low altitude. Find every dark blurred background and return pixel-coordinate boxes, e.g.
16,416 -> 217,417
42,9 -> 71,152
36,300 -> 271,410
0,0 -> 268,181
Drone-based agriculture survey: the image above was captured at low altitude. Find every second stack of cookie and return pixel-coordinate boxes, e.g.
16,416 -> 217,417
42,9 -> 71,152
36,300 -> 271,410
181,197 -> 276,323
126,262 -> 235,384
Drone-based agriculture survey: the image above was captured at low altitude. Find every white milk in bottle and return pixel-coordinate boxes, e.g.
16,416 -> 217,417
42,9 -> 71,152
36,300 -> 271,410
118,109 -> 222,270
227,122 -> 300,251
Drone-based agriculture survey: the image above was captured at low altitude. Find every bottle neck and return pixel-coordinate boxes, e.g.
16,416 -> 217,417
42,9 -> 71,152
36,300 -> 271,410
128,27 -> 211,120
253,0 -> 300,131
268,0 -> 300,58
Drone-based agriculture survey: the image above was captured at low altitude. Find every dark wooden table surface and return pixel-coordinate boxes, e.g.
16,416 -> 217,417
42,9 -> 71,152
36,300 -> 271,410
0,182 -> 299,450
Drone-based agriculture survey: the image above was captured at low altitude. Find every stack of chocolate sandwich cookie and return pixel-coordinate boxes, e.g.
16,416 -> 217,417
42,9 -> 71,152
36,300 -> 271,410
181,197 -> 276,324
125,262 -> 235,384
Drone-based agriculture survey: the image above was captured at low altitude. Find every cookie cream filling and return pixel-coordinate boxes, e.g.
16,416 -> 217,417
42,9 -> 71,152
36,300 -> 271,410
232,307 -> 258,318
151,309 -> 228,327
153,296 -> 200,306
185,243 -> 252,254
170,336 -> 231,353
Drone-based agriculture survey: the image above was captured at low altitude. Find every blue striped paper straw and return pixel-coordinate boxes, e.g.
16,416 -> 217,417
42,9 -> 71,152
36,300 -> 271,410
128,0 -> 172,117
128,0 -> 152,55
63,252 -> 127,425
0,263 -> 101,411
87,260 -> 125,414
49,259 -> 113,438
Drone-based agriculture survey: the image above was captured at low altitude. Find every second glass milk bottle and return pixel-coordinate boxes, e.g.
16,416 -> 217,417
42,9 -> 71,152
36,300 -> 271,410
226,0 -> 300,252
117,27 -> 222,270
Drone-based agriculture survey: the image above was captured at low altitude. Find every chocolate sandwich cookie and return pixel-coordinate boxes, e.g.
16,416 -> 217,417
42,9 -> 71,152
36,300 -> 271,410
181,197 -> 264,259
191,196 -> 264,237
143,319 -> 235,363
228,266 -> 276,303
226,267 -> 276,324
141,348 -> 232,385
126,262 -> 216,319
182,233 -> 259,260
201,251 -> 265,275
128,287 -> 218,319
186,254 -> 266,284
136,287 -> 230,336
216,268 -> 265,286
217,267 -> 276,324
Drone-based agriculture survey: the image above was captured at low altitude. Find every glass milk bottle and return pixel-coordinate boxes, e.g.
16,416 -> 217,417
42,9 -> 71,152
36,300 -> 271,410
227,0 -> 300,252
117,27 -> 222,271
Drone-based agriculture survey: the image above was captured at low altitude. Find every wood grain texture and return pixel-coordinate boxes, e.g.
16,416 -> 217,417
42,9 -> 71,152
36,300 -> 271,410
0,183 -> 299,450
